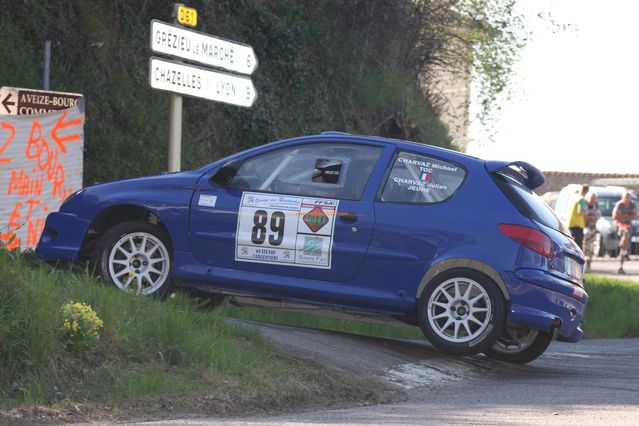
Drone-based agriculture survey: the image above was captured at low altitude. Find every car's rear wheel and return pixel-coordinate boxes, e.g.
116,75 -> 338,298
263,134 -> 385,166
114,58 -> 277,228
95,221 -> 172,297
418,269 -> 505,356
483,328 -> 553,364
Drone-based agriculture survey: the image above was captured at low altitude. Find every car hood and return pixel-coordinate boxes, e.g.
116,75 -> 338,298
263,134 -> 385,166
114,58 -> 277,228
59,170 -> 204,214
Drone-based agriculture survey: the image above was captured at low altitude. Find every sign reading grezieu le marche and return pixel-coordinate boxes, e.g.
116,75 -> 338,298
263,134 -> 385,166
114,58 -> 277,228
150,20 -> 258,76
0,87 -> 83,116
149,57 -> 258,108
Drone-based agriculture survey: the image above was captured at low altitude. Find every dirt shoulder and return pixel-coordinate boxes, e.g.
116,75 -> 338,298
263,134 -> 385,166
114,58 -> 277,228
0,320 -> 500,425
0,322 -> 406,425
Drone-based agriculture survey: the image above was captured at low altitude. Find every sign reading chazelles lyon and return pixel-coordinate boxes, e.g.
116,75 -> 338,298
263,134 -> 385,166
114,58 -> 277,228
150,20 -> 258,76
149,57 -> 257,108
0,87 -> 83,116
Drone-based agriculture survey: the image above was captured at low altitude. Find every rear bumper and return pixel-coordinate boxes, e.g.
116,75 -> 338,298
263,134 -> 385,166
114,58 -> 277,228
35,212 -> 90,261
501,269 -> 588,342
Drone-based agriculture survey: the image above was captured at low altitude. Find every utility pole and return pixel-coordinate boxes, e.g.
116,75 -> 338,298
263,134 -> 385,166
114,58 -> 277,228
43,40 -> 51,90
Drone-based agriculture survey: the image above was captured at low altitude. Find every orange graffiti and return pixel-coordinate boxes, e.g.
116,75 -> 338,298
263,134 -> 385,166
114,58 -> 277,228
7,169 -> 44,196
51,111 -> 82,154
1,110 -> 82,250
0,121 -> 15,164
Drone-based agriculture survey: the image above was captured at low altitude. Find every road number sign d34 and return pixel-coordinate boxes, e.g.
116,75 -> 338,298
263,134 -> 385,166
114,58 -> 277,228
149,57 -> 257,108
150,20 -> 258,76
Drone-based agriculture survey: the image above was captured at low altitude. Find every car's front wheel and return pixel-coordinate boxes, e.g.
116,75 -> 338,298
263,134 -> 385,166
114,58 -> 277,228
95,221 -> 173,297
483,328 -> 553,364
418,269 -> 505,356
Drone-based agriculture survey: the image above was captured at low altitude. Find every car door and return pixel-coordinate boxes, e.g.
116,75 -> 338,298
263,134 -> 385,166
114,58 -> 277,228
189,141 -> 386,284
357,150 -> 469,310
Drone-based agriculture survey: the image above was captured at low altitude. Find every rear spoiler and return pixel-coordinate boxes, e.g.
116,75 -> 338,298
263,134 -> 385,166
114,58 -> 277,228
485,160 -> 545,190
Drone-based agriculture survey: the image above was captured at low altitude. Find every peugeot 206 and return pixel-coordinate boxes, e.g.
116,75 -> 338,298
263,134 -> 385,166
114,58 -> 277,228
36,132 -> 588,363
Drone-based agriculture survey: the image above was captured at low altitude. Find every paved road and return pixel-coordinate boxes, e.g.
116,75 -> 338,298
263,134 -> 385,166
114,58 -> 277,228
589,257 -> 639,282
132,323 -> 639,426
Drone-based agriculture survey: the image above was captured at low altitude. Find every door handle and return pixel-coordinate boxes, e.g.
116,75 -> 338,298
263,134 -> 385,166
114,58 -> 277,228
339,212 -> 359,224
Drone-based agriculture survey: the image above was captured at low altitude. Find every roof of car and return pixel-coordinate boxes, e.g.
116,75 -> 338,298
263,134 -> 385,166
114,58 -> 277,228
308,131 -> 481,162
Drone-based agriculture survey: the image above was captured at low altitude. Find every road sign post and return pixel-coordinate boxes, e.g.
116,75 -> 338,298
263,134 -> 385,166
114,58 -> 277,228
167,4 -> 185,173
150,5 -> 258,172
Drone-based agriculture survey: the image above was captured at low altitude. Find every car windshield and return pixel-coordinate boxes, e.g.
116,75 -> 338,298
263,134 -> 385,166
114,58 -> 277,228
597,196 -> 619,217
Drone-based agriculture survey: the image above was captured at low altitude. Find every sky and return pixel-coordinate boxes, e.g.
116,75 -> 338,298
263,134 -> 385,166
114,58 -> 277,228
466,0 -> 639,173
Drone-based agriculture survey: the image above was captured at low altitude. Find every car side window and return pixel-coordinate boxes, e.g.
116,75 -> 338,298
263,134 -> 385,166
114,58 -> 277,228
381,151 -> 466,204
227,143 -> 383,200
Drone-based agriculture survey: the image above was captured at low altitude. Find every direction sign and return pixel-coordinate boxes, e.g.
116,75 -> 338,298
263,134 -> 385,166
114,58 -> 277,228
0,87 -> 83,115
149,57 -> 258,108
150,20 -> 258,76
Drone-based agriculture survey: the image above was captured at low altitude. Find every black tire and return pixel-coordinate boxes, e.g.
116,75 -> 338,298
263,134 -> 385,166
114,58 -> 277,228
417,269 -> 506,356
484,328 -> 553,364
608,248 -> 619,258
94,220 -> 173,297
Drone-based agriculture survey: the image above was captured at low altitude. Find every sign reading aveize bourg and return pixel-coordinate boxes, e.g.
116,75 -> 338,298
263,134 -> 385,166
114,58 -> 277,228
0,87 -> 83,116
0,105 -> 85,250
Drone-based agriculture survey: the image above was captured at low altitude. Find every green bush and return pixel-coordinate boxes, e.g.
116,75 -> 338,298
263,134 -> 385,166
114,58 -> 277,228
0,0 -> 462,185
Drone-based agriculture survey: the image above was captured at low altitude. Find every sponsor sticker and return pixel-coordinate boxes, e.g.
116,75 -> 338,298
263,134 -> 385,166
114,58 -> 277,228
198,194 -> 218,207
235,192 -> 338,269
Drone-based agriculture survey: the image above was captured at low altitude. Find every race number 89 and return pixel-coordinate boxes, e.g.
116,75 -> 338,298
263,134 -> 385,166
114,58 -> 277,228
251,210 -> 285,246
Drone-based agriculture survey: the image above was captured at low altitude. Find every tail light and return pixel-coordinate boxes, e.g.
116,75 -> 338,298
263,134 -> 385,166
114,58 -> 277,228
498,223 -> 553,258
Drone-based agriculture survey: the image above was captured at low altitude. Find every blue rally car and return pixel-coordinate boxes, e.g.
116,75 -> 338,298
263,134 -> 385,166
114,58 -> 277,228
36,132 -> 587,363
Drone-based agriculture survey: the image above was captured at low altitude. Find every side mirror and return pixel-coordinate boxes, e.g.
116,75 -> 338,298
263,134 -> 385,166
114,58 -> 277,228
210,160 -> 241,187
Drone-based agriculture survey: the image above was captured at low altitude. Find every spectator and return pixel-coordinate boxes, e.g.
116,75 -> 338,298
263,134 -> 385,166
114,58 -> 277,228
568,184 -> 589,248
583,192 -> 601,272
612,190 -> 637,274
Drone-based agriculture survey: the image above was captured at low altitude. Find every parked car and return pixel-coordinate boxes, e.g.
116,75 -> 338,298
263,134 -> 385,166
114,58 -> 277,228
554,184 -> 639,256
36,132 -> 587,363
540,191 -> 560,210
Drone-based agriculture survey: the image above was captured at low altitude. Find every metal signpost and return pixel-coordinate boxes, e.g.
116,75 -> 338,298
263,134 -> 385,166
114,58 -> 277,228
0,87 -> 83,116
149,4 -> 259,172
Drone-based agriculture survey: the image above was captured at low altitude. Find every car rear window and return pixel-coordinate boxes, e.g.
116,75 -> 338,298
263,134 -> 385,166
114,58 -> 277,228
380,152 -> 466,204
493,171 -> 568,235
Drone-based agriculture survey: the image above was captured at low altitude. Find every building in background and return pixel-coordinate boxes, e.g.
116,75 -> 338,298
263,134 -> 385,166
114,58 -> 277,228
425,62 -> 472,152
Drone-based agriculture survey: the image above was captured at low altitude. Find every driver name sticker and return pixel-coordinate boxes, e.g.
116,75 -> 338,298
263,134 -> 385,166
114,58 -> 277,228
235,192 -> 338,269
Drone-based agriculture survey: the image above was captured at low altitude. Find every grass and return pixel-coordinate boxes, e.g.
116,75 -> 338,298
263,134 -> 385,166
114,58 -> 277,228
0,249 -> 383,416
2,245 -> 637,419
583,274 -> 639,337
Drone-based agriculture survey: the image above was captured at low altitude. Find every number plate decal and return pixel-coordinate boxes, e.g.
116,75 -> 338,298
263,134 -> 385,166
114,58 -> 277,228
235,192 -> 339,269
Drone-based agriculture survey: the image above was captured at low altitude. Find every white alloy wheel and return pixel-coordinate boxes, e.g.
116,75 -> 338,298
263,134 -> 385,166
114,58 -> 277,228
491,328 -> 539,354
107,232 -> 170,295
427,277 -> 492,343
